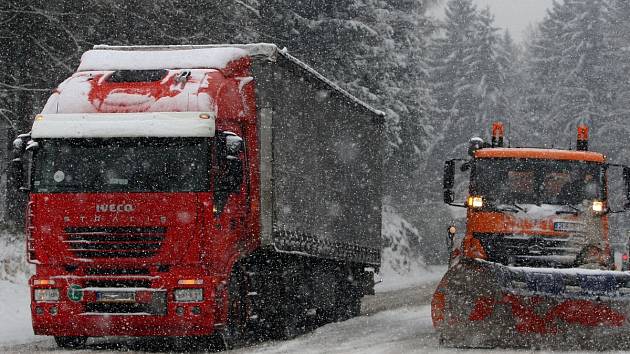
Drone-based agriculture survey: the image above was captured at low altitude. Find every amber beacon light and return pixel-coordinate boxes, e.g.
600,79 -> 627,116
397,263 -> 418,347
577,124 -> 589,151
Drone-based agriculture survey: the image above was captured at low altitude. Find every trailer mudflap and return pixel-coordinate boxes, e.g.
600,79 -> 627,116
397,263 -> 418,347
433,258 -> 630,349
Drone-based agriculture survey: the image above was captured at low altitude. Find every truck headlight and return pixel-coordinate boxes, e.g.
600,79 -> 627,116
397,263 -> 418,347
174,288 -> 203,302
34,289 -> 60,302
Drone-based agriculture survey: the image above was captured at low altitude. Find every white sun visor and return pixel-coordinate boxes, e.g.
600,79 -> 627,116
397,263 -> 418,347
31,112 -> 216,139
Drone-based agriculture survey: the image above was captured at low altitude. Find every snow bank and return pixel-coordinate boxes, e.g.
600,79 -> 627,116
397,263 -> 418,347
377,206 -> 446,292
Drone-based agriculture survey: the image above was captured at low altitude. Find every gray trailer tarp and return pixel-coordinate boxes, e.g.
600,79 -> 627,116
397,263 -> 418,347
254,51 -> 384,266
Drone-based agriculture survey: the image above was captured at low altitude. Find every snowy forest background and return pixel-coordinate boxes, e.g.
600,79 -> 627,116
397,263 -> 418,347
2,0 -> 630,274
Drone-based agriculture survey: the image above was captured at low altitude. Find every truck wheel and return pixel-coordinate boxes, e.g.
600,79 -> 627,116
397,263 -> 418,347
54,336 -> 87,349
222,269 -> 246,349
348,294 -> 362,318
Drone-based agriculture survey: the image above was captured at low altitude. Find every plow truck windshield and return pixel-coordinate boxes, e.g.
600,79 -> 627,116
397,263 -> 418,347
472,158 -> 605,208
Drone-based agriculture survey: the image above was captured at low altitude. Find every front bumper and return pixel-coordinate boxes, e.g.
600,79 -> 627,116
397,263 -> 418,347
30,275 -> 226,337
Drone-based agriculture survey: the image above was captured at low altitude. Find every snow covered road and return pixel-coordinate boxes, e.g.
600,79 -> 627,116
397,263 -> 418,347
0,281 -> 440,354
2,277 -> 627,354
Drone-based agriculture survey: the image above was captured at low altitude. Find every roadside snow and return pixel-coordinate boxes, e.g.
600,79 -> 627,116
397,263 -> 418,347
0,233 -> 36,345
379,205 -> 446,293
0,280 -> 36,345
375,263 -> 445,293
231,306 -> 434,354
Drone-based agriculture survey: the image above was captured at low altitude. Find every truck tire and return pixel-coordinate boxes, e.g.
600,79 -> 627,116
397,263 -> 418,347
266,261 -> 307,340
222,268 -> 247,349
54,336 -> 87,349
275,279 -> 303,339
334,271 -> 362,321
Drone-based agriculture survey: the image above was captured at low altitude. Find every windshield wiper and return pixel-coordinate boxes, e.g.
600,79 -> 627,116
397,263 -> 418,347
511,203 -> 526,212
555,204 -> 580,215
493,205 -> 521,213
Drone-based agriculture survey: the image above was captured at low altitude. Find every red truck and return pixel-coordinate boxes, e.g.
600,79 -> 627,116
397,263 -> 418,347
13,44 -> 384,349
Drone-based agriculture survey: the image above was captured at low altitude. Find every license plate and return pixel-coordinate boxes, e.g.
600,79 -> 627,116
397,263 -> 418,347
96,291 -> 136,303
554,221 -> 582,232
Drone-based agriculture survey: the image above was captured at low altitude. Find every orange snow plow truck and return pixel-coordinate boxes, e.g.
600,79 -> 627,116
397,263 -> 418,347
433,123 -> 630,348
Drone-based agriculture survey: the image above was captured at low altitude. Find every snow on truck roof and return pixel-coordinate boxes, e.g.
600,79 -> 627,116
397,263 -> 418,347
475,148 -> 605,163
80,43 -> 385,118
31,112 -> 215,139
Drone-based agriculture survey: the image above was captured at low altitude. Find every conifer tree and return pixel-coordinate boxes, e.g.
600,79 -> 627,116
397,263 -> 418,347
526,0 -> 609,140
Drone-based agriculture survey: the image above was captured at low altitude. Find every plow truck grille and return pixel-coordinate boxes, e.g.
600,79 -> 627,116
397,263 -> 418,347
64,227 -> 166,259
475,233 -> 584,267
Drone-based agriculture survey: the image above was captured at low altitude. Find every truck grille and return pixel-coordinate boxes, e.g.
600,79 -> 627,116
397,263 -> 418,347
475,233 -> 584,267
64,227 -> 166,259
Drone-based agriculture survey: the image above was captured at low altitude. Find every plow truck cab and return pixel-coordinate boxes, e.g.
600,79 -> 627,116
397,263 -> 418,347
433,123 -> 630,349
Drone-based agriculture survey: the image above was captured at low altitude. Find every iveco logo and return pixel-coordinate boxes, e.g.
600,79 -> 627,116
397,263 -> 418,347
96,204 -> 135,213
528,244 -> 544,255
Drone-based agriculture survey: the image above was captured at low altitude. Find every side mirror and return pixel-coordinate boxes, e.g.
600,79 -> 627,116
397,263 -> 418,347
444,160 -> 455,190
443,159 -> 468,207
444,189 -> 454,204
444,160 -> 455,204
10,158 -> 24,191
11,135 -> 31,192
624,166 -> 630,208
216,131 -> 244,194
225,134 -> 243,158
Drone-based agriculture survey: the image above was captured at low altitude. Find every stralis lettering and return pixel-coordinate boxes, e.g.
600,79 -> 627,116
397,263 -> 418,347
96,204 -> 135,213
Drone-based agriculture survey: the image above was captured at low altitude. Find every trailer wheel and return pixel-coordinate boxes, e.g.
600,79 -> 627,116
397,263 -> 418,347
54,336 -> 87,349
335,274 -> 362,321
347,294 -> 362,318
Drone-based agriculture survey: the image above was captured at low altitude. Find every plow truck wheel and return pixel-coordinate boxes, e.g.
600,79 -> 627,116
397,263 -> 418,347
54,336 -> 87,349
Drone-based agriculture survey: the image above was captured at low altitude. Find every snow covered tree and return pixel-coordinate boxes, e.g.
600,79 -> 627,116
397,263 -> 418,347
423,0 -> 515,262
525,0 -> 610,142
426,0 -> 515,175
429,0 -> 478,123
469,8 -> 508,125
600,0 -> 630,158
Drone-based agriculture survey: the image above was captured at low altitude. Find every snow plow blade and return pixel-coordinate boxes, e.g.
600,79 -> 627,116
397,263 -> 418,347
432,258 -> 630,349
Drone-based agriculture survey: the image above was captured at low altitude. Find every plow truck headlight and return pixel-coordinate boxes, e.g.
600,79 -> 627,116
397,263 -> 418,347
34,289 -> 59,302
592,200 -> 604,213
174,288 -> 203,302
467,196 -> 484,208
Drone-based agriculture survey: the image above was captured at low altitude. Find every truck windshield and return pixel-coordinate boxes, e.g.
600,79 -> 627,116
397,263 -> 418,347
471,158 -> 605,206
31,138 -> 209,193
